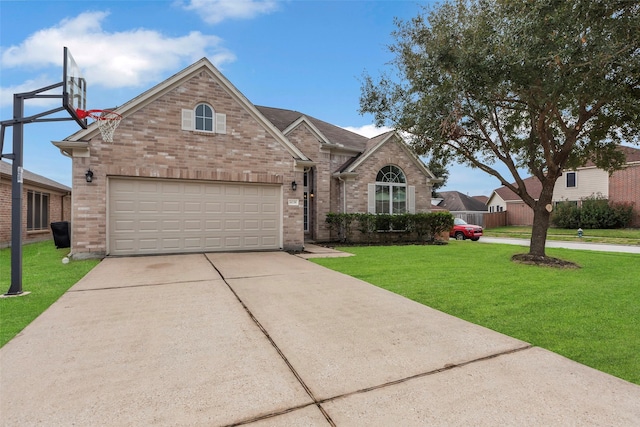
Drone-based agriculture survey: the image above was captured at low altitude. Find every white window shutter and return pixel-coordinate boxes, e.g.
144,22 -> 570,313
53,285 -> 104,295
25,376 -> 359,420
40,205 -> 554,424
368,183 -> 376,214
408,185 -> 416,213
181,109 -> 193,130
215,113 -> 226,134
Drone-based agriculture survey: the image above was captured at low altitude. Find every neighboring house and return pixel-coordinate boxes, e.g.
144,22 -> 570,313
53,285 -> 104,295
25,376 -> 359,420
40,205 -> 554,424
53,58 -> 439,258
0,161 -> 71,248
472,195 -> 489,205
486,145 -> 640,227
435,191 -> 488,226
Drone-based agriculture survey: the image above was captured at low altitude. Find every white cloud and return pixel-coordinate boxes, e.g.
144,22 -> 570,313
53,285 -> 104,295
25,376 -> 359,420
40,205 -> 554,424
342,124 -> 392,138
180,0 -> 280,24
1,11 -> 236,91
0,76 -> 63,108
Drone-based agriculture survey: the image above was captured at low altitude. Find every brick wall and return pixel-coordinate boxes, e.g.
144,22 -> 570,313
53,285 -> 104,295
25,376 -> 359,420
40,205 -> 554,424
0,180 -> 11,246
0,179 -> 69,248
609,163 -> 640,227
70,69 -> 302,257
342,139 -> 433,214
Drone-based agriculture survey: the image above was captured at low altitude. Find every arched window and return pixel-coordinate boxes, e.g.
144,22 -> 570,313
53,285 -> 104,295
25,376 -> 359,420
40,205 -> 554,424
375,165 -> 407,214
195,103 -> 214,132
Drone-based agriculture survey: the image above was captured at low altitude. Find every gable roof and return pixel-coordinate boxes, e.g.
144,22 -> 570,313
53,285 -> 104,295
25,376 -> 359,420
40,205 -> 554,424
337,131 -> 438,180
489,145 -> 640,204
256,106 -> 367,152
472,195 -> 489,204
437,191 -> 488,212
0,161 -> 71,193
492,176 -> 542,202
58,58 -> 310,162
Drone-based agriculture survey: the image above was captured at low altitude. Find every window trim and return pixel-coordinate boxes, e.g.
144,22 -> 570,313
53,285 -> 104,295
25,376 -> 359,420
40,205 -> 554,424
566,171 -> 577,188
369,165 -> 414,214
194,103 -> 214,132
181,105 -> 227,134
27,190 -> 50,232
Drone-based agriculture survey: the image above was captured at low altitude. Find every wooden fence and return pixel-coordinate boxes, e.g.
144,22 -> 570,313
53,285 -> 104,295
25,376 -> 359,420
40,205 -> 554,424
483,211 -> 507,229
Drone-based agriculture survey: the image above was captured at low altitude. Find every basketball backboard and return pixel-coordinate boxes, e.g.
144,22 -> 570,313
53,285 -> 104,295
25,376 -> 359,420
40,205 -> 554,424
63,47 -> 87,129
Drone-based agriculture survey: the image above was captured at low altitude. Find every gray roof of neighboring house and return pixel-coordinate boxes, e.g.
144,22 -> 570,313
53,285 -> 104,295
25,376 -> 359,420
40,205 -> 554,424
256,106 -> 368,152
438,191 -> 488,212
0,161 -> 71,193
492,176 -> 543,202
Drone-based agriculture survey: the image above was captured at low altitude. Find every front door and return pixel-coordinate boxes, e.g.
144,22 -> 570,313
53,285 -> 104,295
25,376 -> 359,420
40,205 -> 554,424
303,170 -> 314,239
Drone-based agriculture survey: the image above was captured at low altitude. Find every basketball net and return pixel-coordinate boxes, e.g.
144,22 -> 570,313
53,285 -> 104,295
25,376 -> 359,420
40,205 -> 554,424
77,109 -> 122,142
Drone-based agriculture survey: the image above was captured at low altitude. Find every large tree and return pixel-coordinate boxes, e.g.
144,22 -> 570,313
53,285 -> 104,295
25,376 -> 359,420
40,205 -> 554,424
361,0 -> 640,259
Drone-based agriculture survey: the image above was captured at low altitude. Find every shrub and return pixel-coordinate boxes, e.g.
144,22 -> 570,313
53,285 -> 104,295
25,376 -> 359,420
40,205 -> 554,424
325,212 -> 357,242
355,213 -> 377,244
552,195 -> 636,229
552,201 -> 580,228
324,212 -> 454,244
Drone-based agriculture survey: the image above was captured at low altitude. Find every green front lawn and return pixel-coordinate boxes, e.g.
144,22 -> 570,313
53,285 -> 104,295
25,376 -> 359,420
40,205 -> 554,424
0,241 -> 100,347
312,243 -> 640,385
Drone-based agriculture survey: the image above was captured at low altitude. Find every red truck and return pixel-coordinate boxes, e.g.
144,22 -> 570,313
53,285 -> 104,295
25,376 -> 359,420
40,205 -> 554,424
449,218 -> 483,241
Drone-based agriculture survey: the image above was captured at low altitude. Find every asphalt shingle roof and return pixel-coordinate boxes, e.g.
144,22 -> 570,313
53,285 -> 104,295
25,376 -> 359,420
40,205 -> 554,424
0,161 -> 71,193
438,191 -> 488,211
256,106 -> 368,152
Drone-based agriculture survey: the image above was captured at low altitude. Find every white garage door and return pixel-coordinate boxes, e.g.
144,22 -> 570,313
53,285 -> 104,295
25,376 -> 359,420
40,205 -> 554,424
108,178 -> 281,255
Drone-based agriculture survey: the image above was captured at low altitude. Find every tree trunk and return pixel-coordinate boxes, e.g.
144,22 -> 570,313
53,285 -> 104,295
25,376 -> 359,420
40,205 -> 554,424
528,182 -> 555,257
529,203 -> 550,257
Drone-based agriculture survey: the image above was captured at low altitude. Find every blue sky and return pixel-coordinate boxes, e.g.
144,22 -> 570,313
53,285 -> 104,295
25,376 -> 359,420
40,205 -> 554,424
1,0 -> 504,196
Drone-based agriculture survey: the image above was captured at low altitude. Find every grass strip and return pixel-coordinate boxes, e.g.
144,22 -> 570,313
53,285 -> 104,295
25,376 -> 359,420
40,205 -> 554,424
0,241 -> 100,347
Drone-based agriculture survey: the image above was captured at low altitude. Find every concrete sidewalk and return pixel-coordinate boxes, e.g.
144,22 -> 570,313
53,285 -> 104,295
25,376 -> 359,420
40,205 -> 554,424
479,236 -> 640,253
2,252 -> 639,426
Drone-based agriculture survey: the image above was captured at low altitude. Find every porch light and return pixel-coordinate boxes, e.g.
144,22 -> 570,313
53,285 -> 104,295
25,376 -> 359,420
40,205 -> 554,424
291,181 -> 297,191
85,169 -> 94,183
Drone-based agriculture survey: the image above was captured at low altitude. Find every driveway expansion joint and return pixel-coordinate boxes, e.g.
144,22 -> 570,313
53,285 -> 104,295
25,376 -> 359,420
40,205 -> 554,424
67,278 -> 214,292
316,344 -> 534,405
203,254 -> 337,427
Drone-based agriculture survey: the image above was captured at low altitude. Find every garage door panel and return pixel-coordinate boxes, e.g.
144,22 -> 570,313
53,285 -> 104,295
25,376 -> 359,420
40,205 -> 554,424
184,237 -> 203,249
184,202 -> 203,213
243,219 -> 259,230
162,220 -> 181,232
224,186 -> 242,196
185,220 -> 203,231
205,220 -> 222,231
139,182 -> 160,193
262,203 -> 277,214
162,201 -> 181,213
109,178 -> 281,255
224,219 -> 242,231
113,219 -> 135,232
206,202 -> 222,213
113,200 -> 135,213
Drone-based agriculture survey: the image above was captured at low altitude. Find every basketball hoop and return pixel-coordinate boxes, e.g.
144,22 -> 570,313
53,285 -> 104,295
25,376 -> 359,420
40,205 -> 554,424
76,109 -> 122,142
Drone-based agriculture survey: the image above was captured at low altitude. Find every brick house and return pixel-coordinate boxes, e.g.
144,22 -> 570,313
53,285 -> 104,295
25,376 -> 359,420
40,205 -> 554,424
53,58 -> 439,258
486,145 -> 640,227
0,161 -> 71,248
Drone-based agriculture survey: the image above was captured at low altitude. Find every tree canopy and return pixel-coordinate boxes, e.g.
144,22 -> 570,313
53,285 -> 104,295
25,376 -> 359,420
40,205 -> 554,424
361,0 -> 640,258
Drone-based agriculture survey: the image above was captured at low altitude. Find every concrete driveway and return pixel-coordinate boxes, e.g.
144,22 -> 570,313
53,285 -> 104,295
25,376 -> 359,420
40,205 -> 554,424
2,251 -> 639,426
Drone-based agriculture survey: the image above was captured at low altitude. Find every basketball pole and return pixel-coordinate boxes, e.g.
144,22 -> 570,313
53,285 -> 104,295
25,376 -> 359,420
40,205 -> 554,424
0,82 -> 79,296
7,93 -> 25,295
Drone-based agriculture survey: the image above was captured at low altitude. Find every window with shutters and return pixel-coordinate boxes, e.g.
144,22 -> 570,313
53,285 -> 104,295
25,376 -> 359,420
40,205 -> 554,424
181,103 -> 226,134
